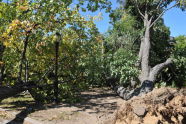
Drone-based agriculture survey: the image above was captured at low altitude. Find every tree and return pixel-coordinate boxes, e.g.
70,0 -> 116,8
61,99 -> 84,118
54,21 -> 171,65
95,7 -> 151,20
104,11 -> 140,88
171,35 -> 186,87
0,0 -> 110,102
115,0 -> 184,100
0,2 -> 16,85
108,3 -> 172,86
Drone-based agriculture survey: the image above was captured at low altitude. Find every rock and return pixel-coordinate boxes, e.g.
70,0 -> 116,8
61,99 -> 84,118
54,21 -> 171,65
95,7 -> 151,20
133,106 -> 147,117
171,116 -> 177,123
178,115 -> 183,123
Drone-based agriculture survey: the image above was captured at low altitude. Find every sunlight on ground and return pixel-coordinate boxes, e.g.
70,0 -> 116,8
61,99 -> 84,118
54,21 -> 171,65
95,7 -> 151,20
0,93 -> 34,110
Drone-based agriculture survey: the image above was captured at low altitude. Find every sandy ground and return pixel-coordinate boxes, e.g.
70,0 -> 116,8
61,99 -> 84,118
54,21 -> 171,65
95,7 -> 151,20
0,87 -> 124,124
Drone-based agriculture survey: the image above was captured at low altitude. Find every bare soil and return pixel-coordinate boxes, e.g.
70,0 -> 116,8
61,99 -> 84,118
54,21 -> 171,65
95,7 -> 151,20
1,87 -> 186,124
0,87 -> 123,124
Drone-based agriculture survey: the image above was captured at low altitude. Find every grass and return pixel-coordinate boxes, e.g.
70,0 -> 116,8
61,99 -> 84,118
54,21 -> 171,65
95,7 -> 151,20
0,92 -> 35,110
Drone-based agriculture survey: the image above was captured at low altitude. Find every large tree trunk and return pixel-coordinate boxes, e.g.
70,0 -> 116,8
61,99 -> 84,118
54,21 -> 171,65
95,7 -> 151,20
116,12 -> 173,100
139,12 -> 151,83
138,12 -> 173,83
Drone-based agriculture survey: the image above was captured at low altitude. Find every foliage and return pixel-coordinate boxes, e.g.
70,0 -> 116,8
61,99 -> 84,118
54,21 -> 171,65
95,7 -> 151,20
106,2 -> 173,86
104,11 -> 140,87
150,19 -> 172,66
109,48 -> 139,86
172,35 -> 186,87
107,11 -> 141,52
0,0 -> 107,103
156,35 -> 186,87
110,1 -> 172,66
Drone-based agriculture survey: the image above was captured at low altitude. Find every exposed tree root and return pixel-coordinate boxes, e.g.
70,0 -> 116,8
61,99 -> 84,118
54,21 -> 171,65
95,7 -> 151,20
116,80 -> 154,100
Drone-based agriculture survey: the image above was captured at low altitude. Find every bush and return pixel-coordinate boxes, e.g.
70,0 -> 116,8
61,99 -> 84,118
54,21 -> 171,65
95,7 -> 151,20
109,48 -> 139,86
171,35 -> 186,87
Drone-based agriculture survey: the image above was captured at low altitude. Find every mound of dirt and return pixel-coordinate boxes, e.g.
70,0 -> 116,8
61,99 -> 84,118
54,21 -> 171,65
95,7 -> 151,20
115,87 -> 186,124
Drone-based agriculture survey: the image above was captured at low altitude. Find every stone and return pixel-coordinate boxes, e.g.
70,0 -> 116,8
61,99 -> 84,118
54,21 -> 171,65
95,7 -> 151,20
178,115 -> 183,123
133,106 -> 147,117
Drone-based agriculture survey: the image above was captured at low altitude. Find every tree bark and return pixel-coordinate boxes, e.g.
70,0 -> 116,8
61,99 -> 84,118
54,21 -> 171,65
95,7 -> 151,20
54,39 -> 59,104
149,58 -> 172,82
0,44 -> 5,86
139,13 -> 173,83
139,12 -> 151,83
116,80 -> 153,100
18,35 -> 29,82
0,66 -> 4,86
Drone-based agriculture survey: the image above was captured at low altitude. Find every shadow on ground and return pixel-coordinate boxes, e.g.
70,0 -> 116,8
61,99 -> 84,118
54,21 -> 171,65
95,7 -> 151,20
1,87 -> 122,124
0,94 -> 45,124
6,103 -> 45,124
60,88 -> 122,114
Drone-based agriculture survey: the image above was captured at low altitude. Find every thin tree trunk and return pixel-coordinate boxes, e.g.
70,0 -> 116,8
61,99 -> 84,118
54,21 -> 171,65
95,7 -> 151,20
25,60 -> 29,83
0,66 -> 4,86
54,41 -> 59,104
18,35 -> 29,82
0,44 -> 5,86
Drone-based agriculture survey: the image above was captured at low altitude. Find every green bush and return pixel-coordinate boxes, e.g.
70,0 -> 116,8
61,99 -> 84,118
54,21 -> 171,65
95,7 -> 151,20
171,35 -> 186,87
109,48 -> 139,86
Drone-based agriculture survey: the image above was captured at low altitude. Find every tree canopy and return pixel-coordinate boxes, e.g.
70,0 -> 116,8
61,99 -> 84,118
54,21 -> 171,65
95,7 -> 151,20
0,0 -> 185,103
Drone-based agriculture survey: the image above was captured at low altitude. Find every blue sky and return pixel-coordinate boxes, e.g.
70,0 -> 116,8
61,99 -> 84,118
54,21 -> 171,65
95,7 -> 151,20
2,0 -> 186,37
163,7 -> 186,37
90,1 -> 186,37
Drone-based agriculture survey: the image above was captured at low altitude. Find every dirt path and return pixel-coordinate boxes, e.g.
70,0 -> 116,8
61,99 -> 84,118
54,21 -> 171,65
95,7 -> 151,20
0,87 -> 124,124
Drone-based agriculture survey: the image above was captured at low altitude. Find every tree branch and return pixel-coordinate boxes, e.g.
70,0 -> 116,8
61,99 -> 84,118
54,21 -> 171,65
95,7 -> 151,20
156,0 -> 164,9
37,65 -> 54,83
149,58 -> 173,82
150,1 -> 180,28
134,0 -> 145,18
